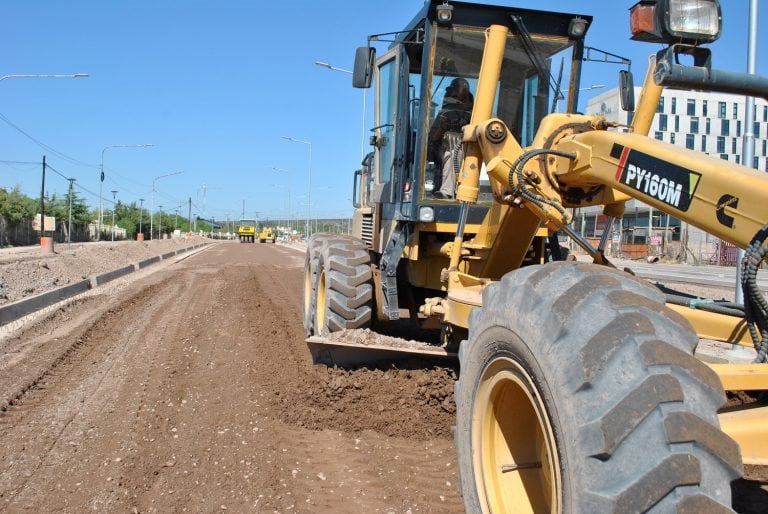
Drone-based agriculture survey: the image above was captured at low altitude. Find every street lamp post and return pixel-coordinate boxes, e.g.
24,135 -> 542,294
272,167 -> 293,235
158,205 -> 163,239
282,137 -> 312,238
315,61 -> 366,162
0,73 -> 88,82
553,84 -> 605,112
271,183 -> 291,235
150,172 -> 182,241
138,198 -> 145,239
0,73 -> 88,244
99,143 -> 154,240
110,190 -> 118,241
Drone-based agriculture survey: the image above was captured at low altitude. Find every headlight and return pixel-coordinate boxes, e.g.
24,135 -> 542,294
419,206 -> 435,222
668,0 -> 720,37
630,0 -> 721,45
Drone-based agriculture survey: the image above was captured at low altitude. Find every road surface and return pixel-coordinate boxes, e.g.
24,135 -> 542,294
0,242 -> 461,513
0,242 -> 764,512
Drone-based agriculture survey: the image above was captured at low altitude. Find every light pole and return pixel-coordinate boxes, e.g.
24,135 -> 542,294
554,84 -> 605,112
0,73 -> 88,244
138,198 -> 145,239
175,203 -> 181,232
272,167 -> 292,234
315,61 -> 366,162
110,190 -> 118,241
282,137 -> 312,238
0,73 -> 88,82
158,205 -> 163,239
150,171 -> 183,241
736,0 -> 759,301
99,143 -> 154,240
271,183 -> 291,235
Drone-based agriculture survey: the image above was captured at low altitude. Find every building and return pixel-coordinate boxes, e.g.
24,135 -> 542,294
587,87 -> 768,168
574,87 -> 768,264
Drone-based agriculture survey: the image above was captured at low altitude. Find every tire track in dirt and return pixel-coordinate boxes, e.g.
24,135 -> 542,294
235,246 -> 464,512
0,243 -> 464,512
0,276 -> 189,510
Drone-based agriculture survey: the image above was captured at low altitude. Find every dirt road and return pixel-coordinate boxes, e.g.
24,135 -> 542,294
0,242 -> 462,513
0,241 -> 765,513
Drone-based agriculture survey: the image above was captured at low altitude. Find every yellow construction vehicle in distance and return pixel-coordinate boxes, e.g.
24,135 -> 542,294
303,0 -> 768,511
236,219 -> 257,243
259,226 -> 276,243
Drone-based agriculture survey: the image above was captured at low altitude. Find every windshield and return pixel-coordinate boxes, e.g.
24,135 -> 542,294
423,25 -> 575,203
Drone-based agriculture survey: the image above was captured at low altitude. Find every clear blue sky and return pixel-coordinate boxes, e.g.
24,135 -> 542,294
1,1 -> 766,224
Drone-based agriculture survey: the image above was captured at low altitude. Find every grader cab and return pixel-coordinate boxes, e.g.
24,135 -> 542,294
303,0 -> 768,510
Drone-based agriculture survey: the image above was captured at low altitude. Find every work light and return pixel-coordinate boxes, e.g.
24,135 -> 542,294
630,0 -> 721,45
436,2 -> 454,24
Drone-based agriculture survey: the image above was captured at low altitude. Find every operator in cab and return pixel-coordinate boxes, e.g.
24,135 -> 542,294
428,77 -> 473,199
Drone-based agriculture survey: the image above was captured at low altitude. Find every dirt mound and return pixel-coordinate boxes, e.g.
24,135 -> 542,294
276,360 -> 458,440
0,236 -> 208,305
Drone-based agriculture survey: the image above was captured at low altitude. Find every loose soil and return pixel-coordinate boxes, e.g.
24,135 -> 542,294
0,241 -> 764,512
0,237 -> 209,305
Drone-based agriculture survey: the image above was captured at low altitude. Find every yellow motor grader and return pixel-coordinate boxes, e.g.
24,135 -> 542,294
303,0 -> 768,511
259,226 -> 276,243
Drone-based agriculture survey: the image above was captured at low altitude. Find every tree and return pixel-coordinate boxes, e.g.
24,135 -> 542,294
0,185 -> 37,222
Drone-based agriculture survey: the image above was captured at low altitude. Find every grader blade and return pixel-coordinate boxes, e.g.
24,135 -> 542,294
306,336 -> 457,367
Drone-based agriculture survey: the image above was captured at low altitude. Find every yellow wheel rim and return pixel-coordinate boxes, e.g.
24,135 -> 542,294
316,269 -> 327,333
472,356 -> 561,514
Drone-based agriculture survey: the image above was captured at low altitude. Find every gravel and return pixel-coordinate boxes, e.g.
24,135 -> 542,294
0,236 -> 210,305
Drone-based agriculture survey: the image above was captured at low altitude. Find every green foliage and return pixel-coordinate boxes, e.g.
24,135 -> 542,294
0,185 -> 37,222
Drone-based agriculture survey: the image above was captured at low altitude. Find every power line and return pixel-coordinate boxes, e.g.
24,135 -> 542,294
0,159 -> 40,165
45,163 -> 107,203
0,111 -> 96,168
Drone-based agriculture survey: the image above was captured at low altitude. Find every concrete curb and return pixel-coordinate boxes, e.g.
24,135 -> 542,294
91,264 -> 135,287
138,256 -> 161,269
0,280 -> 91,326
0,243 -> 210,328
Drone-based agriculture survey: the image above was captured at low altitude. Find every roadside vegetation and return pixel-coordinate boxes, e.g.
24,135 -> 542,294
0,185 -> 210,246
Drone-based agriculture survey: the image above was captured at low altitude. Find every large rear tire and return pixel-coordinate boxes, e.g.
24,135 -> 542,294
313,236 -> 373,336
302,234 -> 350,337
455,262 -> 741,513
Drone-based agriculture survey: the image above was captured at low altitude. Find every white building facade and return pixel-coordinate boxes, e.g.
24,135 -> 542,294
588,87 -> 768,168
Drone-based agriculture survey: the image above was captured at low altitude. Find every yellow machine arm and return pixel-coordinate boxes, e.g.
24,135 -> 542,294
457,25 -> 768,254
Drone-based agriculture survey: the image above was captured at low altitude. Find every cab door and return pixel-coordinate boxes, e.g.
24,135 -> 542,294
362,45 -> 409,250
371,47 -> 398,206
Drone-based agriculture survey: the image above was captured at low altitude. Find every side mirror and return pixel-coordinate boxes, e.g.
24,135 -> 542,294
353,47 -> 376,89
619,70 -> 635,112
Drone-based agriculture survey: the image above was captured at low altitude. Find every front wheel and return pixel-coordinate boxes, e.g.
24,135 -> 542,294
302,234 -> 349,337
455,262 -> 741,513
313,236 -> 372,336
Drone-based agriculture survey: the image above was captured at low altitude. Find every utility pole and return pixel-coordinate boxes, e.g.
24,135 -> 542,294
111,190 -> 118,241
138,198 -> 145,238
158,205 -> 163,239
188,197 -> 192,230
39,155 -> 46,242
202,183 -> 208,219
67,178 -> 75,243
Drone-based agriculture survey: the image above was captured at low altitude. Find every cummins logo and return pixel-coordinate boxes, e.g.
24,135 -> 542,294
611,144 -> 701,211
